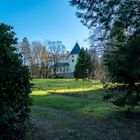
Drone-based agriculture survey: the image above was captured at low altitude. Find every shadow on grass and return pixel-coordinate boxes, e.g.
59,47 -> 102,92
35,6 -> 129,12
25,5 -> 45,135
29,87 -> 140,140
48,88 -> 105,100
107,109 -> 140,120
31,87 -> 140,120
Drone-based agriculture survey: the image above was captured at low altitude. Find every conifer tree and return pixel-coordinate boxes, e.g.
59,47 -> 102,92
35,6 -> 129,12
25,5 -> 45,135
103,23 -> 140,109
74,48 -> 92,81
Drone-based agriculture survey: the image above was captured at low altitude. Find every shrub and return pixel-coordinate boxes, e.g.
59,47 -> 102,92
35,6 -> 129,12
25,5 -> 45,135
0,23 -> 32,139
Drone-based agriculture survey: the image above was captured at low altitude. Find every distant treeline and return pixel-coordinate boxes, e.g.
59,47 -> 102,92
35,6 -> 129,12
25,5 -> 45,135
18,37 -> 105,79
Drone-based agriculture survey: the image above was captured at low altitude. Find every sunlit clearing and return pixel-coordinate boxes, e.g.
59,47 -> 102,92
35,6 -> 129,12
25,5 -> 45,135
31,84 -> 103,95
32,90 -> 49,95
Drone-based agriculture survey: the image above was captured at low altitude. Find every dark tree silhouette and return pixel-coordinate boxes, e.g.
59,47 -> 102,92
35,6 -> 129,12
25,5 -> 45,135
74,48 -> 92,81
0,23 -> 32,139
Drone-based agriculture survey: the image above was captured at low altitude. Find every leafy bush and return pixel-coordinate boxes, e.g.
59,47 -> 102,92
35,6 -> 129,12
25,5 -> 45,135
0,23 -> 32,139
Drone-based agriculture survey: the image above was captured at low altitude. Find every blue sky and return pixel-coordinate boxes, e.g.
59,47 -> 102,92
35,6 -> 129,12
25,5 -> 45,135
0,0 -> 89,51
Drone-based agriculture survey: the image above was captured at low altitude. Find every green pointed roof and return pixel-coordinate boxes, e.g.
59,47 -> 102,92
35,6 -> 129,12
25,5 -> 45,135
70,42 -> 80,55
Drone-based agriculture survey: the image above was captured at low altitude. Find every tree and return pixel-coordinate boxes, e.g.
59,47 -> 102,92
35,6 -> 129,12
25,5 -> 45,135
70,0 -> 140,56
70,0 -> 140,39
20,37 -> 31,65
30,41 -> 46,78
0,23 -> 32,139
40,46 -> 48,78
88,48 -> 97,79
47,41 -> 66,77
70,0 -> 140,108
74,48 -> 92,81
103,22 -> 140,109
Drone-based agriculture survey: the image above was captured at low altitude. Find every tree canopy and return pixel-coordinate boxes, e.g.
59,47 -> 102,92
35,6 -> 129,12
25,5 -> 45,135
70,0 -> 140,47
70,0 -> 140,108
74,48 -> 92,80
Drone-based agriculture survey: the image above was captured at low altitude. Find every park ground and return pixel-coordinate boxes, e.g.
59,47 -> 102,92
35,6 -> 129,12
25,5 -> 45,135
26,79 -> 140,140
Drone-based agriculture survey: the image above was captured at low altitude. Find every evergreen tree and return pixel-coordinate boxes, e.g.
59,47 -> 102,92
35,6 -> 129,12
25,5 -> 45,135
0,23 -> 32,139
74,48 -> 92,81
103,22 -> 140,108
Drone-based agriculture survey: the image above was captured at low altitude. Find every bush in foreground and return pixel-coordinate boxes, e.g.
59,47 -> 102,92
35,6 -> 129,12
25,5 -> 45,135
0,23 -> 32,139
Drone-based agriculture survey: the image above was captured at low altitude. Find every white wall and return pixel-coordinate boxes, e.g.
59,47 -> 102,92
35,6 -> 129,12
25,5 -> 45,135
68,54 -> 78,73
50,54 -> 79,75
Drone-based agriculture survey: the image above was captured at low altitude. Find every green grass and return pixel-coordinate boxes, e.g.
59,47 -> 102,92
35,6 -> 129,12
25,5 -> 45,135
28,79 -> 140,140
32,78 -> 100,91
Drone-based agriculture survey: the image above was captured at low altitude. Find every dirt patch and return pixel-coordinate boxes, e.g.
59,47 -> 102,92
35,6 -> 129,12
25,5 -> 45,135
26,106 -> 140,140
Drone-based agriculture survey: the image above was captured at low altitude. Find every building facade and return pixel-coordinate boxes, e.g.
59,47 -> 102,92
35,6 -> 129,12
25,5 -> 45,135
50,42 -> 80,78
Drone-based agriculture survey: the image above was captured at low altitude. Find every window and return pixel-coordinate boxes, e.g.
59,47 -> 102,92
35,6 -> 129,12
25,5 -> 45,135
72,59 -> 74,62
72,55 -> 74,58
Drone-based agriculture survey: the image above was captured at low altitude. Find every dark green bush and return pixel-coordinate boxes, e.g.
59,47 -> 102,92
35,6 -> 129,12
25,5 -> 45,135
0,23 -> 32,139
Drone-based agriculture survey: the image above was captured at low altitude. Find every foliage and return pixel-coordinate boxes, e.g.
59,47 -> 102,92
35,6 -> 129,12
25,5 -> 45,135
70,0 -> 140,40
0,23 -> 32,139
74,48 -> 93,80
70,0 -> 140,108
103,22 -> 140,108
103,21 -> 127,83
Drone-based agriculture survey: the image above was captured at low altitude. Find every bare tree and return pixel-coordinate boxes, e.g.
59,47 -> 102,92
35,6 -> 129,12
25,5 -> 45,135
29,41 -> 48,78
47,41 -> 66,77
20,37 -> 31,65
30,41 -> 43,77
19,39 -> 66,78
40,46 -> 48,78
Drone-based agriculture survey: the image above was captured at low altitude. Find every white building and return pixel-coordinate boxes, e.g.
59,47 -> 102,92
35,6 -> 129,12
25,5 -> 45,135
50,42 -> 80,78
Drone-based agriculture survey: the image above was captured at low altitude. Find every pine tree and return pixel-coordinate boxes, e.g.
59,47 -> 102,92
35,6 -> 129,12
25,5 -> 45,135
74,48 -> 92,81
103,22 -> 140,109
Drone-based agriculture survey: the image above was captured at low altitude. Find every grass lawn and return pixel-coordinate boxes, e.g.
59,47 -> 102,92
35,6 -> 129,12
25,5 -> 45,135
27,79 -> 140,140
